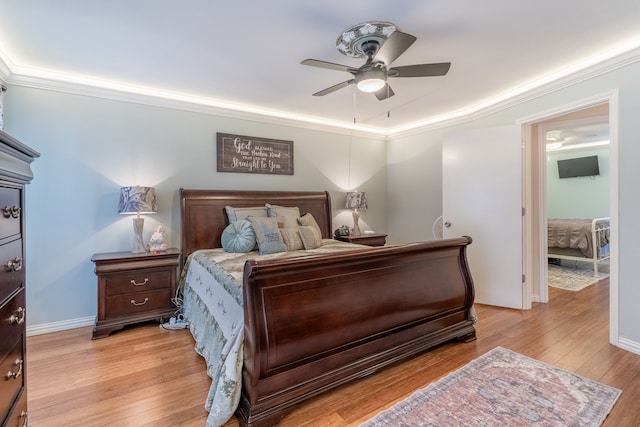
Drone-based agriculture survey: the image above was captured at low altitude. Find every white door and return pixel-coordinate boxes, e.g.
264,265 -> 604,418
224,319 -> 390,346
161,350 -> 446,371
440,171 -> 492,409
443,125 -> 523,309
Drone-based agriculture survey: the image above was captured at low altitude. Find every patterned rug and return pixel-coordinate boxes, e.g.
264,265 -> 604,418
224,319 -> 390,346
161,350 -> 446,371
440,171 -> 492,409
359,347 -> 621,427
548,264 -> 608,291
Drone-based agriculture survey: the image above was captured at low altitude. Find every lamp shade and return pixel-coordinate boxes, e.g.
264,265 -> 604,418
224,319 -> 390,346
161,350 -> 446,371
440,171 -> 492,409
118,186 -> 157,214
345,191 -> 368,211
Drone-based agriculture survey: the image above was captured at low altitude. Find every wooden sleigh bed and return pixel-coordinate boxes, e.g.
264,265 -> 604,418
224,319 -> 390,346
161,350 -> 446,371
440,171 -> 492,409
548,217 -> 610,277
179,189 -> 476,427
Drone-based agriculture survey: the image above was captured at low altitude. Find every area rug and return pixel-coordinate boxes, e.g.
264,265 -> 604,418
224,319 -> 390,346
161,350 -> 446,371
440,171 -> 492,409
359,346 -> 621,427
548,264 -> 608,291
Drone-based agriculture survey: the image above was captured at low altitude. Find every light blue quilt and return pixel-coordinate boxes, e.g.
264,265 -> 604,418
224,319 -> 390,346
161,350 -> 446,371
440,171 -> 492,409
181,240 -> 368,427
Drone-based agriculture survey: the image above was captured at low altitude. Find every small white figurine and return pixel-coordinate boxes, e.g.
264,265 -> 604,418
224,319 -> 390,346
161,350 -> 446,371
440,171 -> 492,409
147,226 -> 169,254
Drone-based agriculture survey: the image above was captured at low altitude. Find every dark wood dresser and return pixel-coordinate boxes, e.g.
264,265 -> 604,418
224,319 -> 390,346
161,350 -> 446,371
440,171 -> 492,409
0,130 -> 39,427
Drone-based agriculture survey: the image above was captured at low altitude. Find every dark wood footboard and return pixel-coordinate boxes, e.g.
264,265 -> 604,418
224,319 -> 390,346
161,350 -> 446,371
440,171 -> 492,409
237,236 -> 475,427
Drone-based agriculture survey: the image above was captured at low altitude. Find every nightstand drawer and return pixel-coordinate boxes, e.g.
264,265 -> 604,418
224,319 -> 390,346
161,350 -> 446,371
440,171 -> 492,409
105,269 -> 173,296
0,288 -> 25,359
0,336 -> 25,420
0,239 -> 24,305
0,185 -> 21,242
105,288 -> 172,318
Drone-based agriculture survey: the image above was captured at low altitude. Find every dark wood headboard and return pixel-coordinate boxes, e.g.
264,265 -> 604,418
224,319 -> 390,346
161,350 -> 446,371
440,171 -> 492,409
179,189 -> 332,257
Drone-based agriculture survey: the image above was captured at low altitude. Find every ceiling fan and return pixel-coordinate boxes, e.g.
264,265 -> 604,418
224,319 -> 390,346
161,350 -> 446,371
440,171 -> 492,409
301,21 -> 451,100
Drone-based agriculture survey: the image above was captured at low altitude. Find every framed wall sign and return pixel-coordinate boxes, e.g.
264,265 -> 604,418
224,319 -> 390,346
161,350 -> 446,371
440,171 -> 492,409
216,133 -> 294,175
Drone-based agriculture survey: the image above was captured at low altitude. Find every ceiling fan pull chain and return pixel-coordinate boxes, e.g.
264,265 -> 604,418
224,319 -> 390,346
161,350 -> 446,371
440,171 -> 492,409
353,87 -> 357,124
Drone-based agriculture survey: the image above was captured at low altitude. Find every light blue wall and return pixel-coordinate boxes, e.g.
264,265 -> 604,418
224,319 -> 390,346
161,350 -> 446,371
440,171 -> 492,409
6,59 -> 640,349
547,147 -> 609,219
388,59 -> 640,347
4,87 -> 387,328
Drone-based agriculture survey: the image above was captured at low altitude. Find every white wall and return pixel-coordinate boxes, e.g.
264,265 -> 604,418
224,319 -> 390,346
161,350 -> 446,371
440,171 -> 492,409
4,87 -> 387,330
387,59 -> 640,349
547,146 -> 609,219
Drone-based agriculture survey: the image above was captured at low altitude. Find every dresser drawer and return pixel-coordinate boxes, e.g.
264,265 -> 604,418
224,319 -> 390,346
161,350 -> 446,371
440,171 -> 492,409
0,288 -> 25,361
0,239 -> 24,305
105,269 -> 173,296
0,336 -> 25,423
0,186 -> 21,242
3,387 -> 27,427
105,288 -> 171,318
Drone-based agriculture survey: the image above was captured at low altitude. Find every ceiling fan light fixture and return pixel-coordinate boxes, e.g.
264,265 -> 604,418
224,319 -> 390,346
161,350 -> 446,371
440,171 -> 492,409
357,78 -> 386,93
546,142 -> 563,151
355,68 -> 387,93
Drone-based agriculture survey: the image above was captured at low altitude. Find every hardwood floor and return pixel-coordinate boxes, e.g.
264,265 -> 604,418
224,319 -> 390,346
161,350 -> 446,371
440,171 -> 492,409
27,277 -> 640,426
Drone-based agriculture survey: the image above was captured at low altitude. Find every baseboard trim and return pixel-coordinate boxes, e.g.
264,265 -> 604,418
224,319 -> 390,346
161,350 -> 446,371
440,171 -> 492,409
616,336 -> 640,356
27,316 -> 95,336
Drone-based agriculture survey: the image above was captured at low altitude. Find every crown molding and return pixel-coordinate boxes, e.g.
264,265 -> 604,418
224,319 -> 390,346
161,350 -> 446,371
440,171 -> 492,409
387,44 -> 640,139
2,42 -> 640,141
5,69 -> 388,140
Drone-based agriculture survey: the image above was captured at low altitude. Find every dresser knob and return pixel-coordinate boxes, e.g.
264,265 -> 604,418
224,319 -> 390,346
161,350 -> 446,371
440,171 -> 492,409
8,307 -> 25,325
5,257 -> 23,272
2,205 -> 20,219
5,358 -> 23,380
130,298 -> 149,306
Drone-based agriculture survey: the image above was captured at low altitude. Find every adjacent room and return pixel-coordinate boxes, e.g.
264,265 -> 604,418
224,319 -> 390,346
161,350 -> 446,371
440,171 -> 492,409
1,2 -> 640,426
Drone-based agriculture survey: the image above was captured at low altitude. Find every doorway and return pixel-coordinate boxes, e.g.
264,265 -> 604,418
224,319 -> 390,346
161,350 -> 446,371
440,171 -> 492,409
520,92 -> 618,344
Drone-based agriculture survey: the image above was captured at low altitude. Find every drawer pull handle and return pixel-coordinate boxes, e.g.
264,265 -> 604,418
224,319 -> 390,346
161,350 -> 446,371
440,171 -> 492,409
5,257 -> 22,272
19,410 -> 28,427
4,257 -> 22,271
5,358 -> 23,380
2,205 -> 21,219
130,298 -> 149,306
130,278 -> 149,286
8,307 -> 25,325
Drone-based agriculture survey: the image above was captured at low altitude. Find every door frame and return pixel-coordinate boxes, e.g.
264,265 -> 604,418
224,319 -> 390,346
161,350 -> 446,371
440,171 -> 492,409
518,89 -> 619,346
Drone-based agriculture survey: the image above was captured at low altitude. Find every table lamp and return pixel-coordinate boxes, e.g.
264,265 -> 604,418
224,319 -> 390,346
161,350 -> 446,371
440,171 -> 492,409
118,186 -> 157,253
345,191 -> 367,236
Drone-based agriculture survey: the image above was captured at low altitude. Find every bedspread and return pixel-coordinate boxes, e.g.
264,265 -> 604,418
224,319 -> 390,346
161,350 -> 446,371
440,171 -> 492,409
181,239 -> 370,427
547,218 -> 609,258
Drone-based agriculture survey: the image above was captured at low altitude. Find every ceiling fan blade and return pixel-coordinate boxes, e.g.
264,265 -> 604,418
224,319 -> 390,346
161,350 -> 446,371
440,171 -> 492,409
301,59 -> 357,73
374,84 -> 395,101
312,80 -> 355,96
389,62 -> 451,77
373,31 -> 417,65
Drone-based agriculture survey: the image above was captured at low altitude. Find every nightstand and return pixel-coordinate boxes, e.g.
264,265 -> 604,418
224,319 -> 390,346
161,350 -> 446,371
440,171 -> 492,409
336,233 -> 387,247
91,248 -> 181,339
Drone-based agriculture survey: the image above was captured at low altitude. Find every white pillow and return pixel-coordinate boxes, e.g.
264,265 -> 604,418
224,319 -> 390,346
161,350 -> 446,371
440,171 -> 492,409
266,203 -> 301,229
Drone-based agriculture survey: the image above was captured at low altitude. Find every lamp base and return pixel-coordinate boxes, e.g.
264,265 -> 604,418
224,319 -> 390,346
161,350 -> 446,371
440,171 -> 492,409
352,211 -> 362,236
131,217 -> 146,253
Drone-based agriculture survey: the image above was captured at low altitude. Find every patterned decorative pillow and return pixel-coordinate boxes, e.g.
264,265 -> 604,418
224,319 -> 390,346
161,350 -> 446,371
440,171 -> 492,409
298,225 -> 323,250
297,213 -> 323,240
220,220 -> 256,253
280,228 -> 305,251
247,216 -> 287,255
225,205 -> 268,223
265,203 -> 301,229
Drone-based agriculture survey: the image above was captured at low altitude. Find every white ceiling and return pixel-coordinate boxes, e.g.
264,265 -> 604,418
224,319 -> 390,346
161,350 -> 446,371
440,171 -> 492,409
1,1 -> 639,136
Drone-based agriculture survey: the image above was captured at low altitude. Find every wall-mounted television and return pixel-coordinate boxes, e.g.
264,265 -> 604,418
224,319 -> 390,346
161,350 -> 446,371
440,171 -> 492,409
557,155 -> 600,179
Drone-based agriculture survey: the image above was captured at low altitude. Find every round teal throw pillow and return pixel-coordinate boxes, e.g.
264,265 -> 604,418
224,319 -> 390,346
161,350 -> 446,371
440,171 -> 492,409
221,220 -> 256,253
